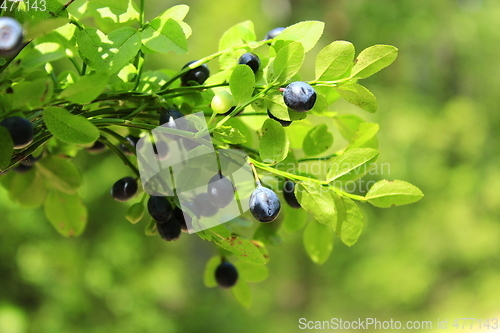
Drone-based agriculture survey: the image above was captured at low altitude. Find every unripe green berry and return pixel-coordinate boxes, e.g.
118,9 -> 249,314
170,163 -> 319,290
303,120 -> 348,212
126,202 -> 145,224
211,91 -> 235,114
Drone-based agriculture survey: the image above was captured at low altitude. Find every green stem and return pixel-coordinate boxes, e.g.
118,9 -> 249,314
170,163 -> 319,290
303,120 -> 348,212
139,0 -> 145,26
249,158 -> 328,185
133,51 -> 145,91
98,133 -> 140,177
297,153 -> 338,162
81,63 -> 87,76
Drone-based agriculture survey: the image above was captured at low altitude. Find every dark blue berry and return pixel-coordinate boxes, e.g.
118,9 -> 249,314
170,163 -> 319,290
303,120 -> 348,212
147,196 -> 174,223
181,61 -> 210,86
0,17 -> 23,57
156,219 -> 181,241
249,186 -> 281,223
14,163 -> 32,173
267,110 -> 292,127
159,108 -> 184,127
207,173 -> 235,208
20,154 -> 40,166
264,27 -> 285,41
120,135 -> 140,156
86,140 -> 106,153
215,261 -> 238,288
111,177 -> 138,202
283,81 -> 317,112
192,193 -> 218,217
283,180 -> 301,208
0,116 -> 34,149
238,52 -> 260,73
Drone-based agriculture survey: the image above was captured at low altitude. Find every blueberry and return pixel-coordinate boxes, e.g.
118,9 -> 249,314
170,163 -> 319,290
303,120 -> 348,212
283,81 -> 316,112
147,196 -> 174,223
249,186 -> 281,223
264,27 -> 285,41
181,61 -> 210,86
152,140 -> 169,161
283,180 -> 301,208
0,17 -> 23,57
14,163 -> 32,173
0,116 -> 34,149
86,140 -> 106,153
215,261 -> 238,288
267,110 -> 292,127
238,52 -> 260,73
207,173 -> 235,208
192,193 -> 218,217
159,108 -> 184,127
172,203 -> 199,233
156,219 -> 181,241
120,135 -> 140,156
20,154 -> 40,166
111,177 -> 138,202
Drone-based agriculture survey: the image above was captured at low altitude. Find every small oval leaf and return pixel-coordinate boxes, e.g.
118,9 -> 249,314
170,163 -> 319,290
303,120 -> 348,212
365,180 -> 424,208
259,119 -> 289,165
44,190 -> 87,237
44,106 -> 100,145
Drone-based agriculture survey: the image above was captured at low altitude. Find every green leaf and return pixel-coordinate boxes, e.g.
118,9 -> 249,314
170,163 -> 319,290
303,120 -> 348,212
273,21 -> 325,52
218,20 -> 255,51
77,27 -> 142,74
351,45 -> 398,79
213,125 -> 247,144
0,127 -> 13,171
282,201 -> 308,233
229,65 -> 255,105
7,169 -> 48,208
86,0 -> 140,33
14,0 -> 67,23
302,124 -> 334,156
365,180 -> 424,208
231,280 -> 252,308
315,41 -> 355,80
347,123 -> 379,150
334,114 -> 366,141
21,42 -> 67,69
333,195 -> 363,246
59,72 -> 109,104
141,18 -> 188,54
235,261 -> 269,283
253,223 -> 282,246
12,78 -> 52,109
296,181 -> 336,226
327,148 -> 379,182
303,220 -> 334,265
24,18 -> 70,40
44,190 -> 87,237
210,232 -> 269,265
259,119 -> 289,164
268,42 -> 304,84
203,256 -> 220,288
336,83 -> 378,113
37,156 -> 82,194
265,92 -> 307,121
44,107 -> 100,145
126,203 -> 145,224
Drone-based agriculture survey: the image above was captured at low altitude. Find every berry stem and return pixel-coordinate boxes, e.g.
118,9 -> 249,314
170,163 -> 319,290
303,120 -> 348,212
98,135 -> 140,178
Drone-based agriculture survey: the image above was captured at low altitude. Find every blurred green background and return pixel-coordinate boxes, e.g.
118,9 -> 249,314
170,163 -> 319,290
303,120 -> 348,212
1,0 -> 500,332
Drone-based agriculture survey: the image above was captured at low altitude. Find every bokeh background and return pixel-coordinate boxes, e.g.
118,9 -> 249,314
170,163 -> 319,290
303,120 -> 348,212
1,0 -> 500,332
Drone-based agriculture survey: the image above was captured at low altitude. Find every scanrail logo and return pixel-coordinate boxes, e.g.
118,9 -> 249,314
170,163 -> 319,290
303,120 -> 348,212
136,112 -> 256,233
